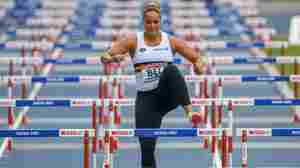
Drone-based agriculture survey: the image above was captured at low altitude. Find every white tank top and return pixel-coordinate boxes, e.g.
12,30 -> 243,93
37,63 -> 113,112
133,31 -> 174,64
133,31 -> 174,92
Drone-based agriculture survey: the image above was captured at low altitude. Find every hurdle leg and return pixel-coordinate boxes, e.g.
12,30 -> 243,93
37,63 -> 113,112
7,62 -> 15,152
83,130 -> 90,168
227,101 -> 234,168
91,102 -> 97,168
241,130 -> 248,168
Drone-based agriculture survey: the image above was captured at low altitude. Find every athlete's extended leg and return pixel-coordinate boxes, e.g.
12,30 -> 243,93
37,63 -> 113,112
135,91 -> 162,168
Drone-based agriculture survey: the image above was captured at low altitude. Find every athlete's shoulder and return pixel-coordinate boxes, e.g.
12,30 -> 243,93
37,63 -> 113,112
123,31 -> 137,49
168,33 -> 188,52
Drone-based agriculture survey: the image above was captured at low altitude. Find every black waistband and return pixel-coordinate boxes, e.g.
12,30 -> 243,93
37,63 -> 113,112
134,61 -> 172,72
134,61 -> 172,67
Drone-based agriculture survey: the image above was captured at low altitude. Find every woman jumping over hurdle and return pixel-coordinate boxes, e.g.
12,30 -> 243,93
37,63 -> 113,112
100,1 -> 206,167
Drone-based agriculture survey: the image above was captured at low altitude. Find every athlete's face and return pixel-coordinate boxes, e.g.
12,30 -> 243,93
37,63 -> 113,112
144,11 -> 161,36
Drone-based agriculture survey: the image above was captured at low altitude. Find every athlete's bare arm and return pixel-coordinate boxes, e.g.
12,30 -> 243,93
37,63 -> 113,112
101,34 -> 136,63
109,34 -> 136,56
169,36 -> 199,63
169,36 -> 205,74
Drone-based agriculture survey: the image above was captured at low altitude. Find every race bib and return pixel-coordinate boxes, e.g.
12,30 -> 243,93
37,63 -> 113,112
136,63 -> 166,91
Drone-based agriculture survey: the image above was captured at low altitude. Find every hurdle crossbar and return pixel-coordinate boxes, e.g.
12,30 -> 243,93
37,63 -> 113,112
0,128 -> 227,138
237,128 -> 300,137
0,41 -> 289,50
1,75 -> 300,84
1,56 -> 300,65
0,98 -> 300,107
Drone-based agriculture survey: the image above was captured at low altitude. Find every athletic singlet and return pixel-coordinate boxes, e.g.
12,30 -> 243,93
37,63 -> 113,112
133,31 -> 174,91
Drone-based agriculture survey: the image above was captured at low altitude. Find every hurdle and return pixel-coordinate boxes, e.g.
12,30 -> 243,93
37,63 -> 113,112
0,128 -> 229,138
0,127 -> 228,168
0,46 -> 65,156
2,127 -> 299,168
1,75 -> 300,85
1,62 -> 298,167
1,56 -> 300,65
2,97 -> 299,167
237,128 -> 300,168
0,41 -> 289,50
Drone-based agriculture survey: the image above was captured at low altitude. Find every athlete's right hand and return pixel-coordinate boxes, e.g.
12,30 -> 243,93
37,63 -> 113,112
101,52 -> 114,64
187,112 -> 202,128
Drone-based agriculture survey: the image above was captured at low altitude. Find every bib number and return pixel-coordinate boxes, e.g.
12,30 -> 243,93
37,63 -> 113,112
136,63 -> 166,91
143,67 -> 163,82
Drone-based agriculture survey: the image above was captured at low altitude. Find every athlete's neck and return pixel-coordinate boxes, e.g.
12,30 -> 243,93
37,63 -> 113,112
144,32 -> 161,45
